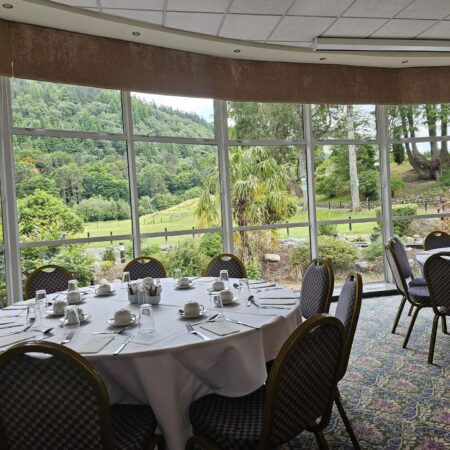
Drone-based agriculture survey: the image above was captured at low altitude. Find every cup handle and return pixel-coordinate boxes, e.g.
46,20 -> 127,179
199,305 -> 205,313
130,314 -> 136,321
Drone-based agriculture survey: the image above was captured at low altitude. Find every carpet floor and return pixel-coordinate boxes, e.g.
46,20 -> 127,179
282,295 -> 450,449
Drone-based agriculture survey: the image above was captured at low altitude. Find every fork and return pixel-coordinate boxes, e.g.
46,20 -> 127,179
92,325 -> 131,335
186,323 -> 210,341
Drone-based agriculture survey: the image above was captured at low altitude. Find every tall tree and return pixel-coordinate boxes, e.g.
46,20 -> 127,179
347,105 -> 360,211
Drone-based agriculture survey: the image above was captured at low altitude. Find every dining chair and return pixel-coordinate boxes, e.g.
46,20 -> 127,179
205,253 -> 246,278
0,341 -> 164,450
299,258 -> 334,319
333,272 -> 363,450
186,314 -> 347,450
123,256 -> 167,280
386,238 -> 428,335
423,252 -> 450,364
24,264 -> 73,299
423,230 -> 450,250
385,243 -> 431,349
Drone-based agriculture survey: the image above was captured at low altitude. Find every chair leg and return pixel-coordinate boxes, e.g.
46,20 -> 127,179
428,314 -> 440,365
441,316 -> 448,335
335,390 -> 361,450
314,431 -> 330,450
403,307 -> 421,349
408,304 -> 414,316
392,295 -> 407,334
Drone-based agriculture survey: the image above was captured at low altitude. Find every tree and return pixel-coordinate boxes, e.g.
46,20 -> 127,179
17,175 -> 59,198
347,105 -> 360,212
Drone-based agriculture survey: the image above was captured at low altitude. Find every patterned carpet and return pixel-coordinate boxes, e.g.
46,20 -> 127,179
283,295 -> 450,449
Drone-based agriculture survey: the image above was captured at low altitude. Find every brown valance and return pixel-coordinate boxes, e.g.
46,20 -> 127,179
0,18 -> 449,104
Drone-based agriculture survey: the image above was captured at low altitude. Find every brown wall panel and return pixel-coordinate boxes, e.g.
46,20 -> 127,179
0,20 -> 12,77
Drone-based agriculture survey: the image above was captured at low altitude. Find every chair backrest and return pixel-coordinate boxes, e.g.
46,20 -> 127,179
0,342 -> 114,449
424,230 -> 450,251
25,264 -> 73,299
299,259 -> 334,319
334,272 -> 362,377
259,315 -> 346,449
424,251 -> 450,314
123,256 -> 167,280
205,253 -> 246,278
385,243 -> 409,297
388,237 -> 413,280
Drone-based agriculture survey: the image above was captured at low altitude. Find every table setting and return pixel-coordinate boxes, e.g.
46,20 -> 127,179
0,271 -> 301,450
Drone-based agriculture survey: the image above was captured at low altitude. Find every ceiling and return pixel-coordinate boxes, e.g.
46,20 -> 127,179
3,0 -> 450,67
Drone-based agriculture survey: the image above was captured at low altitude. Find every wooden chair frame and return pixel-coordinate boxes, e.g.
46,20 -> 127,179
205,253 -> 247,278
123,256 -> 167,279
24,264 -> 73,300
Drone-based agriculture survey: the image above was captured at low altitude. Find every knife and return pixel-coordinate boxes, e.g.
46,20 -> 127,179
226,318 -> 259,329
113,333 -> 136,355
61,330 -> 76,344
257,297 -> 298,300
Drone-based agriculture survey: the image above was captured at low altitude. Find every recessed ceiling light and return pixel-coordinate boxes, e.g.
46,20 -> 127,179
402,60 -> 409,64
2,4 -> 13,9
132,31 -> 141,36
233,49 -> 241,53
319,57 -> 327,61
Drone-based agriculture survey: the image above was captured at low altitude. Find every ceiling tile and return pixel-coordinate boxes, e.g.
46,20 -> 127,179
289,0 -> 354,17
54,0 -> 98,6
102,9 -> 163,24
270,16 -> 335,40
323,18 -> 387,37
166,12 -> 223,35
220,14 -> 280,40
229,0 -> 293,15
167,0 -> 229,13
418,20 -> 450,39
100,0 -> 164,9
397,0 -> 450,20
371,19 -> 437,38
343,0 -> 413,18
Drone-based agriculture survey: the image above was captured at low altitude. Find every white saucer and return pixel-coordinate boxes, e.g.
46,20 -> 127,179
178,309 -> 208,319
59,314 -> 91,324
107,315 -> 137,327
220,298 -> 239,306
46,310 -> 65,317
66,298 -> 86,305
94,290 -> 116,297
206,287 -> 223,293
174,282 -> 194,290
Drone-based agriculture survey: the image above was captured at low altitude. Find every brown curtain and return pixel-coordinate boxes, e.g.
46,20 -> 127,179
1,19 -> 449,104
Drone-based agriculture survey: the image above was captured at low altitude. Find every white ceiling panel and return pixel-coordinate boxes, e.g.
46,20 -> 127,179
371,19 -> 436,38
418,20 -> 450,39
270,16 -> 335,41
102,9 -> 163,24
289,0 -> 353,17
220,14 -> 280,40
54,0 -> 98,6
229,0 -> 293,15
343,0 -> 413,18
324,18 -> 387,37
167,0 -> 229,13
397,0 -> 450,20
267,41 -> 311,48
100,0 -> 164,9
166,12 -> 223,35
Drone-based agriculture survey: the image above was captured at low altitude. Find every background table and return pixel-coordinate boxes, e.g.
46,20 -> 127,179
1,278 -> 300,450
415,247 -> 450,267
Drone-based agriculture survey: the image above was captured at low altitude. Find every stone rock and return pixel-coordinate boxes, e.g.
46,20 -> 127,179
264,253 -> 281,263
279,238 -> 308,249
355,261 -> 370,272
160,244 -> 177,252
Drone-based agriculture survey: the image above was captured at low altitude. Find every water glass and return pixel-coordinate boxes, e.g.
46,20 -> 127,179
63,305 -> 80,338
173,268 -> 181,282
35,289 -> 48,309
27,302 -> 43,331
211,293 -> 224,321
122,272 -> 131,290
139,304 -> 155,333
219,269 -> 230,289
238,278 -> 250,302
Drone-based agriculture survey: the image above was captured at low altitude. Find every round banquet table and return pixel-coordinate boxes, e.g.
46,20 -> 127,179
415,247 -> 450,267
13,277 -> 301,450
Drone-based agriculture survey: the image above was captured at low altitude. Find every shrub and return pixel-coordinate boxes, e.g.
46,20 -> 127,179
364,241 -> 384,261
375,204 -> 417,236
245,263 -> 262,280
102,246 -> 116,263
151,193 -> 179,211
317,211 -> 337,236
438,169 -> 450,187
318,236 -> 358,270
159,239 -> 209,276
391,177 -> 405,197
199,233 -> 223,258
359,170 -> 380,201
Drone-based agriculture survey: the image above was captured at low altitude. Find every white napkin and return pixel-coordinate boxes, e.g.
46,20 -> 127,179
259,299 -> 297,305
0,331 -> 39,347
77,336 -> 114,354
201,321 -> 240,336
7,300 -> 34,307
0,318 -> 19,325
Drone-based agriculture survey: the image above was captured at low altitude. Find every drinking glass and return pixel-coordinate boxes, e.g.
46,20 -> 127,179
173,268 -> 181,282
219,269 -> 230,290
211,293 -> 224,321
63,305 -> 80,338
27,302 -> 43,331
35,289 -> 48,309
139,304 -> 155,333
238,278 -> 250,302
122,272 -> 131,290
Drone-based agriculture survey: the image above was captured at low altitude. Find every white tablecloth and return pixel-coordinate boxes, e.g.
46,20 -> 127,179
1,278 -> 300,450
415,247 -> 450,267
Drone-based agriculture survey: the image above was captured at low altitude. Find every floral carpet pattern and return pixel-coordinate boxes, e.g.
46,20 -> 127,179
282,296 -> 450,449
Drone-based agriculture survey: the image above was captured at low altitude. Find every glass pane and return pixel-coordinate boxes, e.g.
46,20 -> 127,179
0,252 -> 6,307
389,143 -> 450,217
14,136 -> 132,242
228,102 -> 302,140
315,144 -> 381,219
12,79 -> 123,133
131,92 -> 214,138
140,233 -> 222,277
312,104 -> 376,140
392,217 -> 449,245
135,142 -> 221,233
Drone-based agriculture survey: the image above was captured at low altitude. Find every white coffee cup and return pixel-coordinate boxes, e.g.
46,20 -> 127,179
219,289 -> 234,304
114,309 -> 135,325
177,277 -> 191,287
53,299 -> 67,315
67,290 -> 81,304
96,283 -> 112,295
66,307 -> 84,324
142,277 -> 154,287
183,301 -> 204,317
212,280 -> 225,291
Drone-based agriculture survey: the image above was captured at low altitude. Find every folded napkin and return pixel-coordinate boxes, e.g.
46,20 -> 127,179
259,298 -> 297,305
0,331 -> 39,348
200,321 -> 240,336
77,336 -> 114,354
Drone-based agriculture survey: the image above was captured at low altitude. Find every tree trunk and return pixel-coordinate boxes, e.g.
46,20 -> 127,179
441,104 -> 450,172
297,146 -> 308,210
347,105 -> 360,212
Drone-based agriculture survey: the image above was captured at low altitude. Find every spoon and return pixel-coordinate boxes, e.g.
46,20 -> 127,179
247,295 -> 255,307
